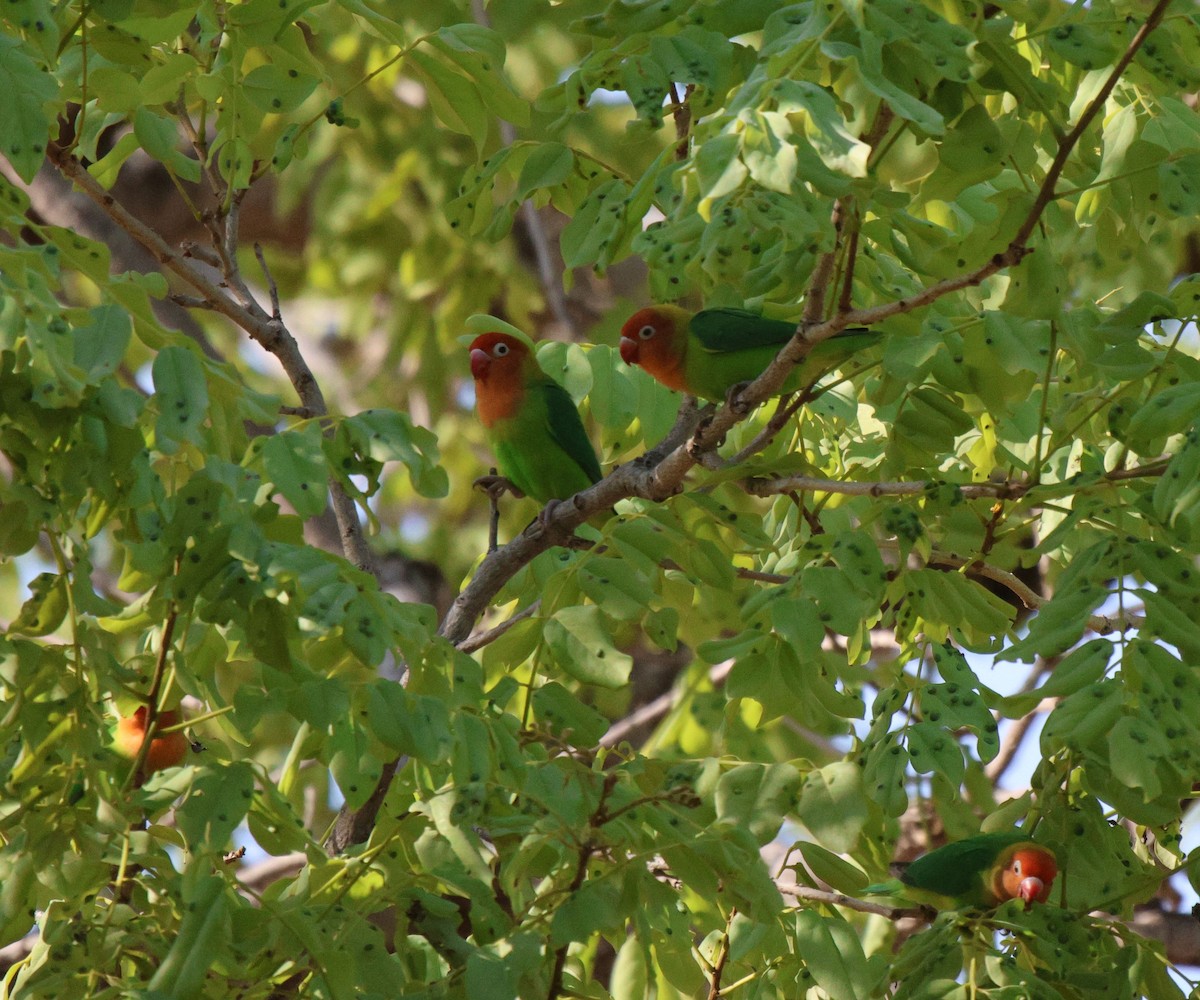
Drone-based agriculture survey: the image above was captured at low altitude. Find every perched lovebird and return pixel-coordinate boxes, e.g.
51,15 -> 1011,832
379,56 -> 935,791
619,305 -> 877,403
114,706 -> 189,776
864,830 -> 1058,910
468,325 -> 602,505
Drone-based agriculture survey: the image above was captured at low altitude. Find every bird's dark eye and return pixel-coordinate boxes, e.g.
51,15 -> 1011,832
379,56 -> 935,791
638,324 -> 655,340
494,342 -> 509,356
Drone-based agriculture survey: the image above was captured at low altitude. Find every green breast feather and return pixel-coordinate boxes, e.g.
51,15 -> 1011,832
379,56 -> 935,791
491,379 -> 600,503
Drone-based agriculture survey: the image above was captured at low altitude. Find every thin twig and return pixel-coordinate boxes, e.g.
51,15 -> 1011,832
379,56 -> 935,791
179,240 -> 221,267
254,242 -> 282,320
746,462 -> 1170,502
169,294 -> 215,310
705,909 -> 735,1000
776,882 -> 926,920
838,217 -> 860,315
601,660 -> 734,747
987,705 -> 1049,783
487,467 -> 502,553
801,198 -> 844,327
459,600 -> 540,654
124,601 -> 179,790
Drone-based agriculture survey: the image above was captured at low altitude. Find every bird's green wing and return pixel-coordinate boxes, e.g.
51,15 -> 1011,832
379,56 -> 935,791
689,308 -> 797,353
691,309 -> 878,373
539,379 -> 602,485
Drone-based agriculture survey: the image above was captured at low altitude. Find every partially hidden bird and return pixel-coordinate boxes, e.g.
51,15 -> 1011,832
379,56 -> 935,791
619,305 -> 878,403
114,706 -> 189,776
468,323 -> 602,505
863,830 -> 1058,910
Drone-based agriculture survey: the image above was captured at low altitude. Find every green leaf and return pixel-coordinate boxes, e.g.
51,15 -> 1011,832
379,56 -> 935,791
133,107 -> 202,183
0,36 -> 56,183
146,871 -> 230,998
152,345 -> 209,453
694,133 -> 747,217
259,424 -> 328,517
10,573 -> 68,636
906,721 -> 966,785
1001,638 -> 1112,714
714,761 -> 801,844
792,841 -> 868,894
795,761 -> 869,854
73,304 -> 132,380
543,604 -> 631,688
242,62 -> 320,114
1039,678 -> 1124,755
1046,20 -> 1120,70
338,409 -> 447,498
531,680 -> 608,745
429,24 -> 529,127
516,142 -> 575,201
550,877 -> 621,945
1140,588 -> 1200,661
793,909 -> 874,1000
862,731 -> 909,817
329,717 -> 384,810
408,50 -> 489,153
893,386 -> 973,457
465,952 -> 518,1000
578,555 -> 654,621
1106,714 -> 1175,801
1152,427 -> 1200,540
176,761 -> 256,846
771,80 -> 868,176
366,682 -> 452,763
559,178 -> 632,271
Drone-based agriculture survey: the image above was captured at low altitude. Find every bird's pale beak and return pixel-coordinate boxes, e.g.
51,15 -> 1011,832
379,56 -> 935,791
619,336 -> 639,365
469,348 -> 490,380
1018,876 -> 1045,907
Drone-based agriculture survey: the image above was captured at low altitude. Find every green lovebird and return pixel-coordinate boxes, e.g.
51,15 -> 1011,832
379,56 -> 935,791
864,831 -> 1058,910
618,304 -> 878,403
468,322 -> 602,504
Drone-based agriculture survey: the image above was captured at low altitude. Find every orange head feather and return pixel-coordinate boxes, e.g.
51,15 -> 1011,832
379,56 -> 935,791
115,706 -> 188,775
619,306 -> 690,393
469,332 -> 534,428
997,845 -> 1058,907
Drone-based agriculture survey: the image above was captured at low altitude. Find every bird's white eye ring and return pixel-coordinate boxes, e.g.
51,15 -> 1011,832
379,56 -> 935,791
1013,860 -> 1022,876
638,325 -> 655,340
494,342 -> 510,356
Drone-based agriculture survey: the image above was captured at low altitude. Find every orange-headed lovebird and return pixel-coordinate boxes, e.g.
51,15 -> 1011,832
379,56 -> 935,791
619,305 -> 877,403
468,325 -> 602,505
864,830 -> 1058,910
114,706 -> 189,775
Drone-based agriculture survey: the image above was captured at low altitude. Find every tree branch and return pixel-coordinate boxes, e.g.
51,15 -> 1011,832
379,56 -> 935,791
45,145 -> 374,575
746,464 -> 1170,513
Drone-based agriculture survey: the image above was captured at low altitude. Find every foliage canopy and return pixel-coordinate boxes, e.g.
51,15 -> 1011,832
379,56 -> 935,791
2,0 -> 1200,997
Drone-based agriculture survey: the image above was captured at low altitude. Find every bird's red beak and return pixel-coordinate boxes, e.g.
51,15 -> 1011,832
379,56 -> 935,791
619,336 -> 639,365
1017,876 -> 1045,908
469,348 -> 490,380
